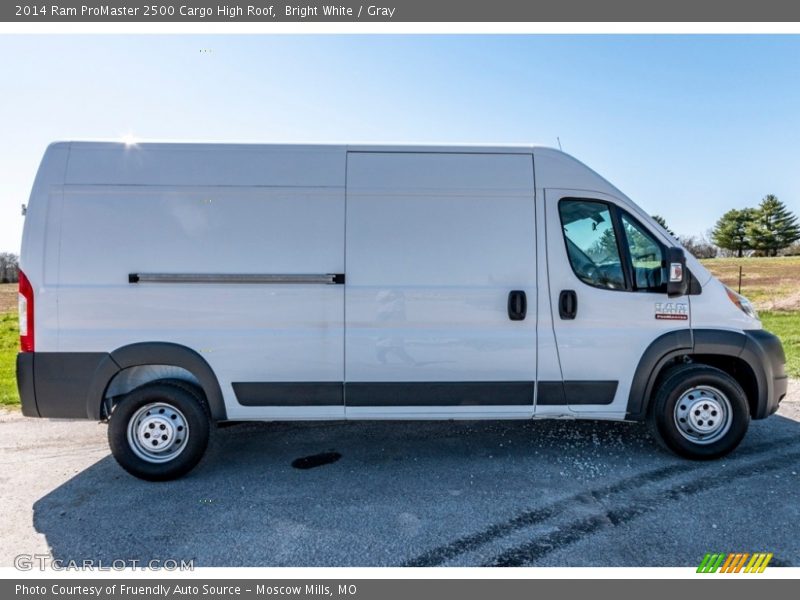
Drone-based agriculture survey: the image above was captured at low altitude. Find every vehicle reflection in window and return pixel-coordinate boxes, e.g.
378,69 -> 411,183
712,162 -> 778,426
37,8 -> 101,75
559,199 -> 626,290
621,213 -> 667,293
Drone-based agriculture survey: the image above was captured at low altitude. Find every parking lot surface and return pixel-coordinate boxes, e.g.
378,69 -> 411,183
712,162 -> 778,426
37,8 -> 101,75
1,381 -> 798,567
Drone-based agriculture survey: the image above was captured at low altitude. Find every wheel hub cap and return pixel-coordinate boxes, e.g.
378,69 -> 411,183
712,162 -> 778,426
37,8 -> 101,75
674,385 -> 732,445
136,414 -> 175,451
127,402 -> 189,463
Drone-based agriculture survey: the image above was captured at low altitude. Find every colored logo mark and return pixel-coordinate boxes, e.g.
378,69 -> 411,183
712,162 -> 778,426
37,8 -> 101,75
697,552 -> 773,573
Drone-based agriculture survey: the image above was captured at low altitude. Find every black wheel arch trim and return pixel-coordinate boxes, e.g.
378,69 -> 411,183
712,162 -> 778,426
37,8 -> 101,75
626,328 -> 786,422
86,342 -> 227,421
85,354 -> 123,419
626,329 -> 692,422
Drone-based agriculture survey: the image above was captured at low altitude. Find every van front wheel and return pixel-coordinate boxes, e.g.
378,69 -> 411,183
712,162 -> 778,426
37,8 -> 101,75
108,382 -> 210,481
648,364 -> 750,460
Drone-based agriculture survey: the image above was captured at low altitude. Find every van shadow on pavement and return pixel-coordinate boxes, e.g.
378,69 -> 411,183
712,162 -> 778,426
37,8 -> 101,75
33,415 -> 800,567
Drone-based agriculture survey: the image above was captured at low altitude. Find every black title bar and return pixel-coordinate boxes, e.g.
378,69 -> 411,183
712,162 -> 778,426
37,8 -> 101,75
5,0 -> 800,22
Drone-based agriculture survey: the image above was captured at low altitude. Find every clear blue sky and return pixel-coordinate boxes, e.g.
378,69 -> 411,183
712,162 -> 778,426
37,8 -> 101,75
1,35 -> 799,252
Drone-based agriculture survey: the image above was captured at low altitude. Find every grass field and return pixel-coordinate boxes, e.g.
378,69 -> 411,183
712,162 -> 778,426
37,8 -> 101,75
0,258 -> 798,407
701,256 -> 800,311
0,309 -> 18,406
0,283 -> 17,405
759,311 -> 800,381
0,282 -> 15,313
702,256 -> 800,380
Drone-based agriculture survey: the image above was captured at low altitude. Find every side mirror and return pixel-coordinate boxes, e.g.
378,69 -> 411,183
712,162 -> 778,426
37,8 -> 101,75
666,247 -> 688,297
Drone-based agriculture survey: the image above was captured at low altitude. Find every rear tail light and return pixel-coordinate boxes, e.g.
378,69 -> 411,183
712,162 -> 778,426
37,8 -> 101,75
18,270 -> 34,352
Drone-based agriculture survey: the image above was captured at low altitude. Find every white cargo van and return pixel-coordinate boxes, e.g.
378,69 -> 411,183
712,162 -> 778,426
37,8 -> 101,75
17,142 -> 787,480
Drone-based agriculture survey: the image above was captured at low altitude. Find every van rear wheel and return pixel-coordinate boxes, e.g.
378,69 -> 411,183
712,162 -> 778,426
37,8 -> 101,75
648,364 -> 750,460
108,382 -> 210,481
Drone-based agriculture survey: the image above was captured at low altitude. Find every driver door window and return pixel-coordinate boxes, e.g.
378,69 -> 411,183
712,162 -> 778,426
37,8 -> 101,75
559,199 -> 626,290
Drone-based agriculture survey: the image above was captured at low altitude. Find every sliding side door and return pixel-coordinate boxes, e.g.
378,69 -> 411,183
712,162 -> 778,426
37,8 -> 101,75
345,152 -> 537,418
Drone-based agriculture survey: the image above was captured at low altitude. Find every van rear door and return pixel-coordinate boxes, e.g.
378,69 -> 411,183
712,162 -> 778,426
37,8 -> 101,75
344,152 -> 537,418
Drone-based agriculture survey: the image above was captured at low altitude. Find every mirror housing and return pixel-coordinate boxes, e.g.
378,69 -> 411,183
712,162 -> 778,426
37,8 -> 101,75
666,247 -> 688,297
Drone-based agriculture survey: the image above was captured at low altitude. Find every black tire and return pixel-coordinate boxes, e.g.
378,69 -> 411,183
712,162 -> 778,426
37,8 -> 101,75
108,381 -> 210,481
647,364 -> 750,460
158,378 -> 205,403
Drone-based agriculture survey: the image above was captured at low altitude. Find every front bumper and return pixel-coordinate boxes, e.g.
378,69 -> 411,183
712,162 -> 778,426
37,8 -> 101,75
744,329 -> 788,419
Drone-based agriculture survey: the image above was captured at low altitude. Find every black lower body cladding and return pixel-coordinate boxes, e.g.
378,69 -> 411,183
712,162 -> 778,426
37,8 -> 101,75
16,344 -> 228,421
744,329 -> 788,418
17,352 -> 110,419
536,381 -> 618,405
626,328 -> 787,422
16,353 -> 37,417
693,329 -> 787,419
18,328 -> 787,422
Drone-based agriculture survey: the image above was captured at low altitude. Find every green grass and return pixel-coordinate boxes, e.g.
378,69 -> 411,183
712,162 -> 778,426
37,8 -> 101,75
760,311 -> 800,378
0,312 -> 19,406
703,257 -> 800,377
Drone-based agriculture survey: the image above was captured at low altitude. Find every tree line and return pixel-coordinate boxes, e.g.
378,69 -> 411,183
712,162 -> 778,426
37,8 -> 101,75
711,195 -> 800,257
655,195 -> 800,259
0,252 -> 19,283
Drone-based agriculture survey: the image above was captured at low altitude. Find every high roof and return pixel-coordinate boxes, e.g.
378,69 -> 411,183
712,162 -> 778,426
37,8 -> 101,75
46,141 -> 621,201
56,140 -> 558,153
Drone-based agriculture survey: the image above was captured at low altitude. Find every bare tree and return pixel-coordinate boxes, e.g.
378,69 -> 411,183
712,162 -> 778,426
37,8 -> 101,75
0,252 -> 19,283
678,234 -> 718,259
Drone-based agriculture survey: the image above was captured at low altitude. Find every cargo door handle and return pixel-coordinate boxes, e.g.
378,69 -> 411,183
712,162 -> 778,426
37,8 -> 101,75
508,290 -> 527,321
559,290 -> 577,320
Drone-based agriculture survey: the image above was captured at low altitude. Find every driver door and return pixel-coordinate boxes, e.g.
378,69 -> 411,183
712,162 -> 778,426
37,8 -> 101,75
544,189 -> 689,416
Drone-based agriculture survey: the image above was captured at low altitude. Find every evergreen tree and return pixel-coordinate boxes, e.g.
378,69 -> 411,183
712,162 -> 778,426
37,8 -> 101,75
588,227 -> 620,262
651,214 -> 675,237
748,195 -> 800,256
711,208 -> 755,258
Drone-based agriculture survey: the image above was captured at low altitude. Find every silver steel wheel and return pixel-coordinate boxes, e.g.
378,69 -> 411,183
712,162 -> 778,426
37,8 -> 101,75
673,385 -> 732,445
126,402 -> 190,463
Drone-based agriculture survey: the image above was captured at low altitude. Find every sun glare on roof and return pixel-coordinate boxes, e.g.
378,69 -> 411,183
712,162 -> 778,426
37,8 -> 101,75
120,133 -> 139,147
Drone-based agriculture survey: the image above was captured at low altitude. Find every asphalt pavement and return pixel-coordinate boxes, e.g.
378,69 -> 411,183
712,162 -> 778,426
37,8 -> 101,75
1,381 -> 798,567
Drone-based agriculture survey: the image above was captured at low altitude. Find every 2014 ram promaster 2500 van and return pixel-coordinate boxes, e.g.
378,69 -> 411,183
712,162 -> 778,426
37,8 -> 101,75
16,142 -> 788,480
